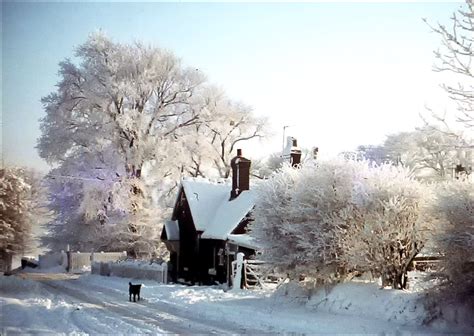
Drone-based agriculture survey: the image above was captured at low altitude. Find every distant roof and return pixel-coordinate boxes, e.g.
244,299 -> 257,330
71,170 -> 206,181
164,220 -> 179,241
180,177 -> 256,240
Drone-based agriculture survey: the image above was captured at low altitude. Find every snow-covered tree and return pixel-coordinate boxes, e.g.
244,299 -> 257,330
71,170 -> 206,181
42,158 -> 164,256
251,159 -> 428,289
38,33 -> 205,255
204,99 -> 266,178
183,87 -> 267,178
425,0 -> 473,129
251,152 -> 286,179
353,145 -> 389,165
39,32 -> 205,176
430,179 -> 474,310
39,33 -> 265,256
382,127 -> 472,180
0,168 -> 38,258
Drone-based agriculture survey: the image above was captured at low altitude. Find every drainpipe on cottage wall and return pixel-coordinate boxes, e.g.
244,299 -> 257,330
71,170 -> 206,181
226,244 -> 231,288
196,233 -> 201,285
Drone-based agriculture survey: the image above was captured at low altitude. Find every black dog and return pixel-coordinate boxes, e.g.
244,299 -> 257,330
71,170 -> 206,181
129,282 -> 142,302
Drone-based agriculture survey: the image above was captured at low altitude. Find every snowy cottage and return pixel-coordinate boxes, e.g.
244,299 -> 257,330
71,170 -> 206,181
161,141 -> 302,285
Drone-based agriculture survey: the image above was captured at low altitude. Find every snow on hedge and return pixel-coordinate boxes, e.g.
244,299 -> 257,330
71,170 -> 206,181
251,159 -> 430,289
427,178 -> 474,318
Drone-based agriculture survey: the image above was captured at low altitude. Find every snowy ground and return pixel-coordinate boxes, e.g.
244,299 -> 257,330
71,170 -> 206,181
1,269 -> 472,335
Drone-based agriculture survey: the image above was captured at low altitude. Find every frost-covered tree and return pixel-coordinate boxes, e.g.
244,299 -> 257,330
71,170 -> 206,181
425,0 -> 473,129
39,32 -> 205,178
251,159 -> 428,289
38,33 -> 205,255
430,179 -> 474,310
353,145 -> 389,165
0,168 -> 38,258
186,87 -> 267,178
42,159 -> 164,255
142,86 -> 268,184
39,33 -> 265,256
383,127 -> 472,180
252,152 -> 286,179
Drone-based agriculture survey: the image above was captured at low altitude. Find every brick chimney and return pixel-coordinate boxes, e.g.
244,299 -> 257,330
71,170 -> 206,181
283,137 -> 302,167
230,149 -> 251,200
290,138 -> 302,167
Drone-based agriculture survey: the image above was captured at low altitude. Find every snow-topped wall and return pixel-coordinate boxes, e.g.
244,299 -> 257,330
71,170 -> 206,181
69,252 -> 91,272
92,251 -> 127,263
39,251 -> 127,272
92,260 -> 168,283
39,252 -> 67,270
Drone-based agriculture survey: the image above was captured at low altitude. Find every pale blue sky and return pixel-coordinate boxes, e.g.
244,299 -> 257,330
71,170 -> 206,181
2,1 -> 461,171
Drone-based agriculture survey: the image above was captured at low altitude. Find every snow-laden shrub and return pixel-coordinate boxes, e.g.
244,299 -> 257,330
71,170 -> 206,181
251,159 -> 429,288
337,163 -> 431,288
428,179 -> 474,314
1,168 -> 34,258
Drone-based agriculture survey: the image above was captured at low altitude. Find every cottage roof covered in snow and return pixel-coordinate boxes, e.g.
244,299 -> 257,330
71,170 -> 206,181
163,220 -> 179,241
178,177 -> 256,240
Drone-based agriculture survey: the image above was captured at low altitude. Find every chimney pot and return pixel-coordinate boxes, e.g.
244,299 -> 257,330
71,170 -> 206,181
289,137 -> 301,167
230,149 -> 251,200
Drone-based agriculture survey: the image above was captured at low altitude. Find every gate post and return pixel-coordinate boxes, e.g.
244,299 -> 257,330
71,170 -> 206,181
232,252 -> 245,290
66,251 -> 72,272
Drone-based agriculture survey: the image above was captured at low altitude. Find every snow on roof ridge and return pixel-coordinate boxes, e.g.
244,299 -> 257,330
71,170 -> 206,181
181,178 -> 256,240
182,176 -> 231,186
201,189 -> 256,240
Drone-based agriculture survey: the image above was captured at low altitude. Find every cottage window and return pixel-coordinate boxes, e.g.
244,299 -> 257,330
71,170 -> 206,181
217,248 -> 225,266
212,247 -> 216,268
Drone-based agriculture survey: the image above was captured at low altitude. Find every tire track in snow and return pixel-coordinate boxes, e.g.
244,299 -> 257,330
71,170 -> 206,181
39,280 -> 177,334
39,279 -> 263,334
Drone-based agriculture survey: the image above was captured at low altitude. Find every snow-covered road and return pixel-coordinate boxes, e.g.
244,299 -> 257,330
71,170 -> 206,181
40,279 -> 263,334
2,271 -> 470,335
2,272 -> 264,334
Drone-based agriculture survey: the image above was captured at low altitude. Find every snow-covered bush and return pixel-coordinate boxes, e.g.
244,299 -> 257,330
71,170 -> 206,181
251,159 -> 429,288
428,179 -> 474,312
337,163 -> 430,288
1,168 -> 35,258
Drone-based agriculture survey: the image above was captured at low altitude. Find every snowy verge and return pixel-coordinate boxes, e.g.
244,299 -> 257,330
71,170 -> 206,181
77,274 -> 470,334
304,282 -> 425,324
3,271 -> 472,334
275,278 -> 473,333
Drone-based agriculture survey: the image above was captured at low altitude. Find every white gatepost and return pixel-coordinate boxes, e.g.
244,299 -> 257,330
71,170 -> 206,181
161,262 -> 168,284
232,252 -> 245,290
60,251 -> 67,268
